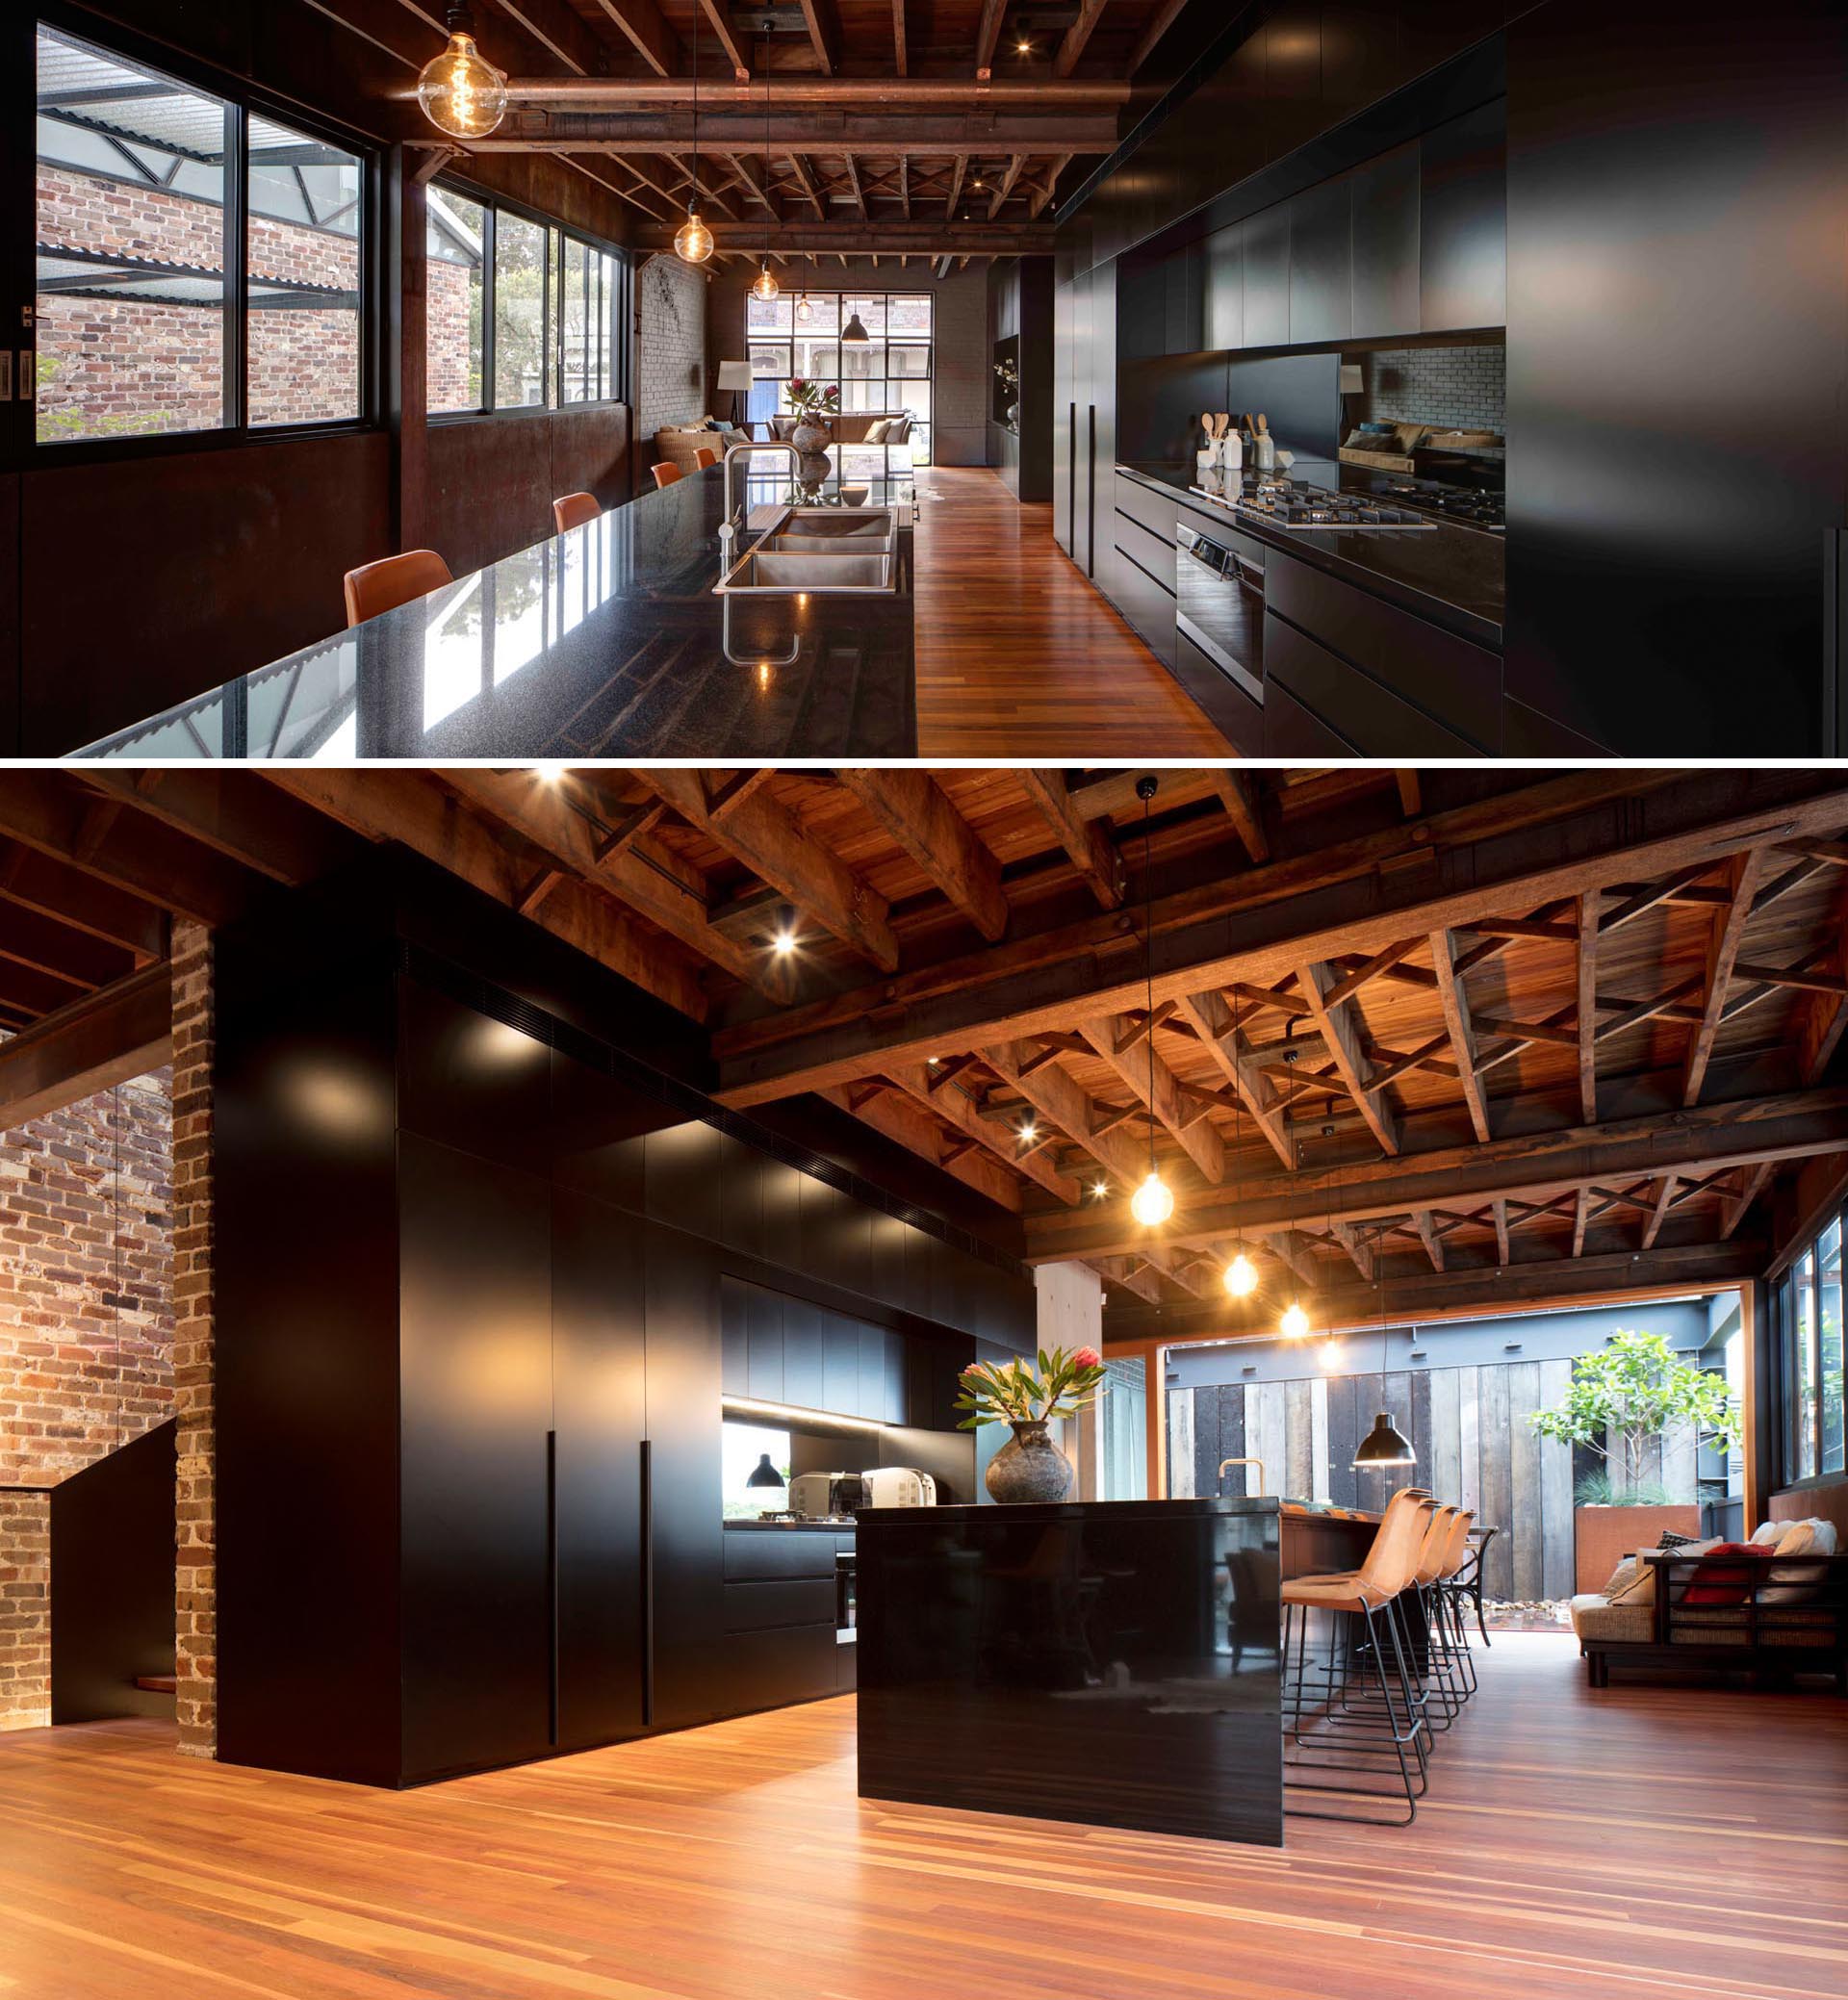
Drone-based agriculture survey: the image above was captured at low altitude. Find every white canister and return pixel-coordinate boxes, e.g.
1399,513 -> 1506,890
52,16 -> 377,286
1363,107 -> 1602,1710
1195,448 -> 1221,495
1252,428 -> 1276,474
1218,430 -> 1243,484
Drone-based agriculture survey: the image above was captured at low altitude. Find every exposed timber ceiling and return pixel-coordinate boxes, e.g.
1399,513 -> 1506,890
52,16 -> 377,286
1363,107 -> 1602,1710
6,768 -> 1847,1334
304,0 -> 1219,262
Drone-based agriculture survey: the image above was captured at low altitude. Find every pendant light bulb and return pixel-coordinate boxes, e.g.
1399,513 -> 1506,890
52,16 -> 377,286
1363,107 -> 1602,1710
1223,1249 -> 1258,1299
675,205 -> 713,265
417,8 -> 507,138
1280,1299 -> 1310,1340
752,258 -> 781,301
1131,1171 -> 1174,1228
796,293 -> 812,323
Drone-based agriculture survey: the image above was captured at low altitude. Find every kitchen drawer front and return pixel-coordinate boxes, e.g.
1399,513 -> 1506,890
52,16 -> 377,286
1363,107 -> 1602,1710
1172,625 -> 1262,756
722,1531 -> 840,1581
836,1639 -> 858,1691
723,1577 -> 837,1633
1502,694 -> 1612,757
1111,543 -> 1177,666
1265,614 -> 1478,756
1265,551 -> 1500,751
1115,472 -> 1180,544
724,1624 -> 838,1711
1114,507 -> 1178,591
1174,496 -> 1266,570
1264,674 -> 1357,756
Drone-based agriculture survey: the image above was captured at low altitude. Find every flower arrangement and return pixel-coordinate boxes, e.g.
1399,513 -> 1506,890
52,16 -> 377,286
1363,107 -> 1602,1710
786,377 -> 840,418
955,1345 -> 1108,1431
992,356 -> 1019,395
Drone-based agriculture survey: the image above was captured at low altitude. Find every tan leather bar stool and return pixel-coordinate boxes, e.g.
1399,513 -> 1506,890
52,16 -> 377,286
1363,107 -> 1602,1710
1431,1508 -> 1481,1705
343,549 -> 452,628
693,446 -> 719,469
1282,1490 -> 1435,1824
552,491 -> 600,533
652,461 -> 683,490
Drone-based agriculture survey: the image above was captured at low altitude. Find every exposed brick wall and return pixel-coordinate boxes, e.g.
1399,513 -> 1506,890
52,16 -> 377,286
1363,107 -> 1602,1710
0,1495 -> 50,1731
170,923 -> 217,1758
0,1076 -> 173,1486
36,167 -> 360,437
706,258 -> 988,467
636,252 -> 708,454
1353,343 -> 1505,435
428,258 -> 476,412
0,1064 -> 172,1734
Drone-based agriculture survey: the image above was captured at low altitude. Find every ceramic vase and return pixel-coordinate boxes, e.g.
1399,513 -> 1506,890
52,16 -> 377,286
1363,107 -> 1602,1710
985,1420 -> 1075,1503
790,418 -> 832,487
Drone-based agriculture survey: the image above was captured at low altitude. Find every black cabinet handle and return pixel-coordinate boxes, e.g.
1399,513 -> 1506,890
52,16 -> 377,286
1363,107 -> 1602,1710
546,1428 -> 558,1748
1067,401 -> 1076,551
1087,403 -> 1097,577
640,1438 -> 654,1728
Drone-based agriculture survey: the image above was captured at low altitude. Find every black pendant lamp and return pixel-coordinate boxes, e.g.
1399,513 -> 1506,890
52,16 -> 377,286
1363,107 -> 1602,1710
1352,1279 -> 1416,1470
746,1452 -> 784,1488
841,306 -> 870,343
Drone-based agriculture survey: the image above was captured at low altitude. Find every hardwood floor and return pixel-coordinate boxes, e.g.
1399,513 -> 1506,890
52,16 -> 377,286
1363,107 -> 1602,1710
2,1636 -> 1843,2000
911,468 -> 1232,758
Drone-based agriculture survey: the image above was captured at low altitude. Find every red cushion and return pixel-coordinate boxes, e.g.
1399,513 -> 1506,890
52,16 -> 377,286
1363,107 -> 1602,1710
1681,1542 -> 1775,1605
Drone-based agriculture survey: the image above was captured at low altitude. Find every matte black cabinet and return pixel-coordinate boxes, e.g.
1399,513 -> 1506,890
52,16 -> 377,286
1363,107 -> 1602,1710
1349,140 -> 1421,340
1203,223 -> 1243,351
1052,277 -> 1073,556
1288,176 -> 1352,346
1242,204 -> 1291,348
1419,100 -> 1505,332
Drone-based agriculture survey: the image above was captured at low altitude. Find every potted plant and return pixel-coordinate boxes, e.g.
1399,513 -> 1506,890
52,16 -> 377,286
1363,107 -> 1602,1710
785,376 -> 839,486
956,1346 -> 1108,1503
1528,1329 -> 1741,1591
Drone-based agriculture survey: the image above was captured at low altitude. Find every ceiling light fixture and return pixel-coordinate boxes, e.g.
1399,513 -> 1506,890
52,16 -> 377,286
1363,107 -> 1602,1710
841,304 -> 869,343
770,927 -> 797,957
532,759 -> 569,783
417,5 -> 507,138
674,8 -> 713,264
1129,776 -> 1174,1230
750,30 -> 779,300
1223,1251 -> 1258,1298
1223,978 -> 1259,1301
1092,1180 -> 1108,1200
1019,1118 -> 1039,1143
1280,1298 -> 1310,1340
1353,1264 -> 1417,1471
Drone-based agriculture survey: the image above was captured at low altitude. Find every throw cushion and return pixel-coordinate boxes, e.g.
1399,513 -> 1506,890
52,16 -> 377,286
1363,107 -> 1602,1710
1681,1543 -> 1775,1605
887,416 -> 912,443
862,418 -> 892,444
1603,1555 -> 1645,1598
1606,1562 -> 1656,1607
1656,1529 -> 1700,1550
1751,1520 -> 1784,1544
1761,1520 -> 1835,1604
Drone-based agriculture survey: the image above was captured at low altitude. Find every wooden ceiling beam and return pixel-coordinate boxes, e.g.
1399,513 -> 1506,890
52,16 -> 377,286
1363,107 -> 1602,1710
794,0 -> 841,74
820,1081 -> 1022,1213
266,771 -> 708,1021
1413,1210 -> 1446,1273
1429,929 -> 1492,1144
0,901 -> 134,993
1295,960 -> 1399,1156
1797,866 -> 1848,1086
835,769 -> 1009,943
436,768 -> 791,1003
1029,153 -> 1071,218
1264,1228 -> 1321,1291
1079,1011 -> 1224,1184
1682,846 -> 1773,1107
636,221 -> 1054,253
696,0 -> 751,80
1053,0 -> 1112,77
714,772 -> 1848,1110
488,0 -> 607,74
988,153 -> 1027,219
585,0 -> 681,75
785,151 -> 827,216
886,1061 -> 1080,1205
642,768 -> 898,973
76,770 -> 357,885
1128,0 -> 1191,73
0,838 -> 167,962
974,0 -> 1007,80
0,964 -> 172,1130
1719,1161 -> 1777,1240
475,111 -> 1120,151
1210,771 -> 1270,863
1641,1173 -> 1679,1251
1017,772 -> 1126,910
1023,1083 -> 1848,1264
984,1039 -> 1145,1195
890,0 -> 907,76
1170,988 -> 1295,1170
944,152 -> 967,219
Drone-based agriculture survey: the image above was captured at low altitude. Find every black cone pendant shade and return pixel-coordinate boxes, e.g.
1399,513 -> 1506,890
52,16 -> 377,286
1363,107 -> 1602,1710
1353,1411 -> 1417,1468
746,1452 -> 784,1488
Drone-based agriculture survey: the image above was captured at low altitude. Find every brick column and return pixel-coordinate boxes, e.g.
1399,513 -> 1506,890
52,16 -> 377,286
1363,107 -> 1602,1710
170,922 -> 216,1757
0,1493 -> 51,1730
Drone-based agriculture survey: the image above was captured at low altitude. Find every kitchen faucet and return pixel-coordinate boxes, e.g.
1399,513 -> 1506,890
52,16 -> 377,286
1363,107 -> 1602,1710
718,437 -> 800,566
1219,1455 -> 1266,1495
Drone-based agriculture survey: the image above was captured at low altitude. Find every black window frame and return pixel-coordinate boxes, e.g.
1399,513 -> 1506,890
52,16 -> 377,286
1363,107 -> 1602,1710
744,287 -> 936,465
426,175 -> 631,425
22,5 -> 384,466
1771,1200 -> 1848,1491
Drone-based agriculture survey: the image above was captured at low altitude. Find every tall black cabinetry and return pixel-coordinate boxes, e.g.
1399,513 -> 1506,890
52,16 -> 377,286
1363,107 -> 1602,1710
216,854 -> 1035,1788
1055,263 -> 1117,577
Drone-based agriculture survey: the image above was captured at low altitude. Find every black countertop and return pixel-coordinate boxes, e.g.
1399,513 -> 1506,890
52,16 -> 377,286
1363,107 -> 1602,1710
74,466 -> 917,759
1118,461 -> 1504,649
724,1519 -> 856,1533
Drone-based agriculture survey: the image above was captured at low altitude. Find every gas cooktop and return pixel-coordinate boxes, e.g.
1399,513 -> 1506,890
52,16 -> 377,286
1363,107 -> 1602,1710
1352,474 -> 1506,534
1190,478 -> 1436,532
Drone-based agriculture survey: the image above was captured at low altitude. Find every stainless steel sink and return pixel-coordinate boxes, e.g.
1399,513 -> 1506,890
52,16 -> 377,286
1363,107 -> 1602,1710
713,503 -> 899,596
717,548 -> 894,593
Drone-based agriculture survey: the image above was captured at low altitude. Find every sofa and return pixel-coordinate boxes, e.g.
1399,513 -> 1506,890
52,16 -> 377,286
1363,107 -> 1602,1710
653,418 -> 747,474
763,411 -> 913,449
1569,1517 -> 1847,1691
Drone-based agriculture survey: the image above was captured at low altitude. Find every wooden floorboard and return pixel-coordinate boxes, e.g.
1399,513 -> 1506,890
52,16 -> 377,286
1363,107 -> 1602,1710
1,1636 -> 1843,2000
912,469 -> 1233,758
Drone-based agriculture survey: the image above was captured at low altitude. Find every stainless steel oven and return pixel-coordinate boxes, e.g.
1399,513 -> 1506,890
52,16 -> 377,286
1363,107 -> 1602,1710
1175,524 -> 1265,705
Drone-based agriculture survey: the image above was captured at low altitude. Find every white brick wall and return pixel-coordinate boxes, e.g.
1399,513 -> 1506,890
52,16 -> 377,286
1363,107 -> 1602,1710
1355,343 -> 1504,434
636,252 -> 708,450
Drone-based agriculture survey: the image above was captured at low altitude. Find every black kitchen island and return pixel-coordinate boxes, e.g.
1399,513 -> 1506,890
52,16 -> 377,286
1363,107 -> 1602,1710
857,1498 -> 1285,1846
75,466 -> 916,760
